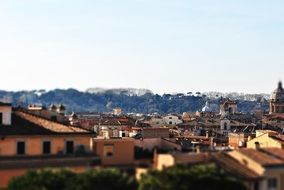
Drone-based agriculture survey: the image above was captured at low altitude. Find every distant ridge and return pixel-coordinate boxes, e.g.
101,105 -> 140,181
86,88 -> 153,96
0,88 -> 269,114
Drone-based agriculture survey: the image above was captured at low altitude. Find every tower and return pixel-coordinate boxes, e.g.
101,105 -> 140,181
269,81 -> 284,114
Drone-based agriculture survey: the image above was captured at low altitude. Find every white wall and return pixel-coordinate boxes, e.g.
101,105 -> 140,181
162,115 -> 182,125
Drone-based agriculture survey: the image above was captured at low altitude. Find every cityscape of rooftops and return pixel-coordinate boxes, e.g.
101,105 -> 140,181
1,1 -> 284,190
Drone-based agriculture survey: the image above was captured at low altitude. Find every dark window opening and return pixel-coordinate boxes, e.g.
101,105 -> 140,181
43,141 -> 51,154
51,116 -> 57,122
254,182 -> 259,190
228,107 -> 233,114
268,178 -> 277,189
224,122 -> 227,130
66,141 -> 74,154
106,152 -> 113,157
17,141 -> 25,155
0,113 -> 3,125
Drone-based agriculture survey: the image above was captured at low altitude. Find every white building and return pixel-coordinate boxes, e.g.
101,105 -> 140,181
162,115 -> 183,126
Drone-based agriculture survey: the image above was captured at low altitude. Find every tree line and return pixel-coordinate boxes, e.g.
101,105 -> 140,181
7,164 -> 246,190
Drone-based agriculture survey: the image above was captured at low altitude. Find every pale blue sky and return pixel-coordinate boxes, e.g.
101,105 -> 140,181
0,0 -> 283,94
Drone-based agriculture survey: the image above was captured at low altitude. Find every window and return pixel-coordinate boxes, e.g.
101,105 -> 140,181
254,182 -> 259,190
66,141 -> 74,154
0,113 -> 2,125
103,144 -> 114,157
43,141 -> 51,154
224,122 -> 227,130
228,107 -> 233,114
17,141 -> 25,155
169,121 -> 173,125
268,178 -> 277,189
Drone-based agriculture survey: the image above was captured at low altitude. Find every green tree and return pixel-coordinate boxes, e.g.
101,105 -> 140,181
8,168 -> 137,190
75,168 -> 137,190
139,164 -> 246,190
8,169 -> 77,190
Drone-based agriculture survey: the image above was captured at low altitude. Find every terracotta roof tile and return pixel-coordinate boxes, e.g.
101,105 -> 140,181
15,111 -> 90,134
213,153 -> 261,180
238,148 -> 284,166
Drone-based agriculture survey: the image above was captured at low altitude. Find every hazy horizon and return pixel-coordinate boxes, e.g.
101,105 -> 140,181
1,0 -> 283,94
0,86 -> 273,96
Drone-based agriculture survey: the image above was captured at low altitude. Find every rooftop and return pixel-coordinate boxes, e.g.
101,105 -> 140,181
237,148 -> 284,167
213,152 -> 261,180
0,111 -> 94,136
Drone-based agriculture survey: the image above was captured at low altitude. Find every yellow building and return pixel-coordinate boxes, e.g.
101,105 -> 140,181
247,130 -> 284,149
0,104 -> 97,188
228,148 -> 284,190
152,147 -> 284,190
153,152 -> 209,171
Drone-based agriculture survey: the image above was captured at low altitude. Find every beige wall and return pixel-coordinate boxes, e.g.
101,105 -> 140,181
93,138 -> 134,166
154,154 -> 175,170
0,135 -> 92,156
247,134 -> 282,149
0,106 -> 12,125
162,115 -> 182,125
229,150 -> 284,190
262,169 -> 284,190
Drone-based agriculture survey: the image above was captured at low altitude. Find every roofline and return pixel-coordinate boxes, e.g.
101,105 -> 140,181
0,133 -> 96,137
0,102 -> 12,106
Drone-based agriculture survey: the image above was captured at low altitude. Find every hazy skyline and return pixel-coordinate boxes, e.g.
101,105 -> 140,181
0,0 -> 283,94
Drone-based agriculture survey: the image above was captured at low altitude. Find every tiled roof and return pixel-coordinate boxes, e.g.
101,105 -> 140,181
259,148 -> 284,161
270,135 -> 284,144
15,111 -> 91,134
238,148 -> 284,166
0,111 -> 93,136
213,152 -> 261,180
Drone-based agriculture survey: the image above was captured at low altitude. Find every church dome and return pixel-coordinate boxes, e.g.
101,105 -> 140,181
202,101 -> 212,112
270,81 -> 284,102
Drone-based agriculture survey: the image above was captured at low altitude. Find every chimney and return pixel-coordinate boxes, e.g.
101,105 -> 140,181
0,102 -> 12,126
255,142 -> 260,149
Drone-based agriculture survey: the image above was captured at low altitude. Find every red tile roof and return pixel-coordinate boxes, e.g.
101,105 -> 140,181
213,153 -> 261,180
238,148 -> 284,166
15,111 -> 90,134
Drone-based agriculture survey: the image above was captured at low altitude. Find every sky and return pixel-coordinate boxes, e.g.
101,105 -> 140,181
0,0 -> 283,94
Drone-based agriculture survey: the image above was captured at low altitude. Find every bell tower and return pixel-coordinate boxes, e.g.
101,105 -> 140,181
269,81 -> 284,114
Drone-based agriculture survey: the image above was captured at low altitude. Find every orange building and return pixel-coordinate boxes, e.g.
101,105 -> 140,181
0,104 -> 97,188
93,137 -> 134,166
